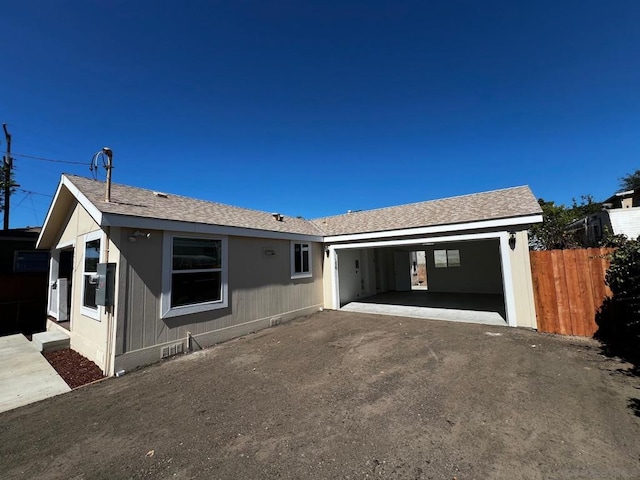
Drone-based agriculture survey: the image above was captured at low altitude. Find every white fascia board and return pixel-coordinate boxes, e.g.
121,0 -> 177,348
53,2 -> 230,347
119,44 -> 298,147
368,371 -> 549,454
61,175 -> 104,225
331,230 -> 503,250
323,214 -> 543,244
101,213 -> 324,243
36,179 -> 65,248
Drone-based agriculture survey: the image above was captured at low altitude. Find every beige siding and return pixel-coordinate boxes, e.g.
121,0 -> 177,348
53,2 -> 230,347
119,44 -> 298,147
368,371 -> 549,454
53,202 -> 114,373
115,232 -> 324,370
508,230 -> 537,329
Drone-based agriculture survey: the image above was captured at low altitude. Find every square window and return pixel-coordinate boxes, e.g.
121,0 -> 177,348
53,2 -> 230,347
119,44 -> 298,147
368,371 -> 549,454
161,234 -> 228,318
434,249 -> 461,268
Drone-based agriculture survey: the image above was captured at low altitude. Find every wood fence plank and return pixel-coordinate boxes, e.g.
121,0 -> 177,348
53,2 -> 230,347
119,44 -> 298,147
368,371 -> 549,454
530,251 -> 555,333
551,250 -> 572,335
576,249 -> 596,336
530,247 -> 616,338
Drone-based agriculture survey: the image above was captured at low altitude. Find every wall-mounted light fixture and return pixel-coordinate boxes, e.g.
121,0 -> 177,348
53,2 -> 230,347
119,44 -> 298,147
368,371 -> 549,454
508,231 -> 517,250
325,246 -> 330,258
129,230 -> 151,242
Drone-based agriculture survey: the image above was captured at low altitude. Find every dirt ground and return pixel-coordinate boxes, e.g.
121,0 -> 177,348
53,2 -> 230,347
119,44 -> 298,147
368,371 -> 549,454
1,311 -> 639,480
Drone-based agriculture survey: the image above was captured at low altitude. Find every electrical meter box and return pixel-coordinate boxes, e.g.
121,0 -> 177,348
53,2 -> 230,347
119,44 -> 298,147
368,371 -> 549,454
96,263 -> 116,307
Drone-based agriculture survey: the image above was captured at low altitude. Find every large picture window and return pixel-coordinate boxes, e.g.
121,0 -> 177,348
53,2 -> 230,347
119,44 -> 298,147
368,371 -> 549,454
81,231 -> 102,320
161,234 -> 228,318
291,242 -> 312,278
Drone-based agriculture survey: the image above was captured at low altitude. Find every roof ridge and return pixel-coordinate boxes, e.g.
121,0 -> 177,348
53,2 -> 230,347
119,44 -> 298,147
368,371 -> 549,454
64,174 -> 316,221
311,185 -> 531,222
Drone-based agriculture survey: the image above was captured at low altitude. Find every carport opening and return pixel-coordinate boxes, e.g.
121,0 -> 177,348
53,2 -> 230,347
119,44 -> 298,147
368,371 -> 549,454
336,239 -> 507,326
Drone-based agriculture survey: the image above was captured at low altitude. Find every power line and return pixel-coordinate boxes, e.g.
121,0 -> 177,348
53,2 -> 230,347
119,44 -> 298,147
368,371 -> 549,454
15,188 -> 53,198
3,151 -> 89,165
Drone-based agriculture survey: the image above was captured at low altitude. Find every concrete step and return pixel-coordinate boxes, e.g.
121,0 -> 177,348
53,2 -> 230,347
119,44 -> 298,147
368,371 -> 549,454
31,331 -> 70,353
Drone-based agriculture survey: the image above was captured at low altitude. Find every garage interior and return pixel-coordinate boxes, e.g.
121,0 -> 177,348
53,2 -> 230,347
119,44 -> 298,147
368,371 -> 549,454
336,238 -> 507,326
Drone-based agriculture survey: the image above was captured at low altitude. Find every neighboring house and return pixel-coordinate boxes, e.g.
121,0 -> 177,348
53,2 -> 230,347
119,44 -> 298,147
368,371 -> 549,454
37,174 -> 542,375
567,187 -> 640,244
0,228 -> 49,336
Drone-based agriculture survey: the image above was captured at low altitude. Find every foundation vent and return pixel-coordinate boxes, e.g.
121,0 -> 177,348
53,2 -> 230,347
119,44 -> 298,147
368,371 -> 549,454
161,342 -> 184,359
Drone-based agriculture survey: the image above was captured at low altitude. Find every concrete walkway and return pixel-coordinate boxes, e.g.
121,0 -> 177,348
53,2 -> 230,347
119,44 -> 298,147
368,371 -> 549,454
0,334 -> 70,414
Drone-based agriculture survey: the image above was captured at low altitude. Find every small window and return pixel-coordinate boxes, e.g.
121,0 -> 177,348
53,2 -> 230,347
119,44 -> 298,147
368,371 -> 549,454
161,234 -> 228,318
81,231 -> 102,320
13,251 -> 50,273
291,242 -> 312,278
434,249 -> 461,268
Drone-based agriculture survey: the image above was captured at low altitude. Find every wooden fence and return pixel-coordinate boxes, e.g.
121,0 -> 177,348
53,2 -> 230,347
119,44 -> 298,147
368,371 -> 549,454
529,248 -> 614,336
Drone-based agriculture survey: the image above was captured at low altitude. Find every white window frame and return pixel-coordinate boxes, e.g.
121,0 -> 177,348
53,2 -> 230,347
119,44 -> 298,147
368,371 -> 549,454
81,230 -> 103,320
290,241 -> 312,279
161,232 -> 228,318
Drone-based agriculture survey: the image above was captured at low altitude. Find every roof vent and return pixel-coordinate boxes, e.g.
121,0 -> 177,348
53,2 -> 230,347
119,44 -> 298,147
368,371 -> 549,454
153,191 -> 168,198
272,213 -> 284,222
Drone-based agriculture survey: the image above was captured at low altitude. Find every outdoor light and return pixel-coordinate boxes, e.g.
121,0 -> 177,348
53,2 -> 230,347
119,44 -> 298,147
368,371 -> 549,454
508,231 -> 517,250
325,247 -> 330,258
129,230 -> 151,242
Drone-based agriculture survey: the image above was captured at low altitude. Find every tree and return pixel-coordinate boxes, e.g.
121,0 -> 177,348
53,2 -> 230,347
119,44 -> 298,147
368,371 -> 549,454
619,169 -> 640,191
529,195 -> 602,250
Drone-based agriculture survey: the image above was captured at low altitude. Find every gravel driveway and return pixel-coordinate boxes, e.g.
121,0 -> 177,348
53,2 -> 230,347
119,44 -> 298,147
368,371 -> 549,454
1,310 -> 639,479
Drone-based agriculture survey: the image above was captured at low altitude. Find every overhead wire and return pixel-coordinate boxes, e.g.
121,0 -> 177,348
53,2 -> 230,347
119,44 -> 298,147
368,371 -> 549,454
2,151 -> 90,165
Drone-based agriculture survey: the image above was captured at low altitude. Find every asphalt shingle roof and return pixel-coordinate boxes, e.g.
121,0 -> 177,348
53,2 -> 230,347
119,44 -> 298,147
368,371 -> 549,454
66,175 -> 541,238
66,175 -> 324,236
311,186 -> 542,236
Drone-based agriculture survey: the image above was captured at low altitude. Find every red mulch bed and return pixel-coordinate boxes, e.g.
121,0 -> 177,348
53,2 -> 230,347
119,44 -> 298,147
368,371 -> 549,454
43,348 -> 105,389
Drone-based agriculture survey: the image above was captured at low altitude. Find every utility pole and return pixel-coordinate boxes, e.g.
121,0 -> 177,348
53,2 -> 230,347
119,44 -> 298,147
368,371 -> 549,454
2,123 -> 12,230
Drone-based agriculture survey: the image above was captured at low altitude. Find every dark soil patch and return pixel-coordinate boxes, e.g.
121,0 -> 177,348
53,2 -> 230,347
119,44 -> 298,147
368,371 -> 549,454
43,348 -> 104,389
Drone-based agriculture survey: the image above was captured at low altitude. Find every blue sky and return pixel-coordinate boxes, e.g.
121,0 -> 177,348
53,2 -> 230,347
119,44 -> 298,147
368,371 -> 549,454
1,1 -> 639,228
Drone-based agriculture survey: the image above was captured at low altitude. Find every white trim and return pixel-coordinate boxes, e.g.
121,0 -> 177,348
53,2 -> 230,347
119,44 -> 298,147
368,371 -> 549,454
161,232 -> 229,319
323,215 -> 543,243
55,238 -> 76,250
328,230 -> 519,325
102,213 -> 323,243
62,176 -> 103,226
290,241 -> 313,279
329,230 -> 504,251
80,230 -> 103,321
329,247 -> 339,310
37,180 -> 65,248
499,232 -> 518,327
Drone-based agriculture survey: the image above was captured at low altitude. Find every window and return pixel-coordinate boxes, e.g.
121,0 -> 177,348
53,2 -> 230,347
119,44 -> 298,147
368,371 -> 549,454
434,249 -> 460,268
161,234 -> 228,318
291,242 -> 312,278
81,231 -> 102,320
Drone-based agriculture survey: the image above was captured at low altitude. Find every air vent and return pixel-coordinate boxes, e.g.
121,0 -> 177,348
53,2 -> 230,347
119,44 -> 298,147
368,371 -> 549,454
153,191 -> 168,198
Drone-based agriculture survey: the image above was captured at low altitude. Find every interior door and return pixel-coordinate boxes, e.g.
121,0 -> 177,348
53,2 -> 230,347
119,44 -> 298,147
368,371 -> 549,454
338,249 -> 362,306
394,251 -> 411,291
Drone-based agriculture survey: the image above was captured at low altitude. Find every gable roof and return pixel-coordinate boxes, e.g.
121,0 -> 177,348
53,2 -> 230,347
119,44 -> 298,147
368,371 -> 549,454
62,174 -> 325,236
38,174 -> 542,248
311,186 -> 542,236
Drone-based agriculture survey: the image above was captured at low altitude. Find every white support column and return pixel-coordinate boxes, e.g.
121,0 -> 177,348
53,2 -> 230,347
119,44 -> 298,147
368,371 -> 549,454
329,247 -> 340,310
499,232 -> 518,327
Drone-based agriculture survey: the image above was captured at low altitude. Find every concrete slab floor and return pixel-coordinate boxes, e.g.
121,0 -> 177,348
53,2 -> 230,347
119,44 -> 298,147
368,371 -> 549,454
0,334 -> 70,414
341,291 -> 507,326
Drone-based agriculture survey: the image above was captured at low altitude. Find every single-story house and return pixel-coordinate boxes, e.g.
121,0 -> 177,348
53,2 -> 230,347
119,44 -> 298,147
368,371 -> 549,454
37,174 -> 543,375
567,187 -> 640,244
